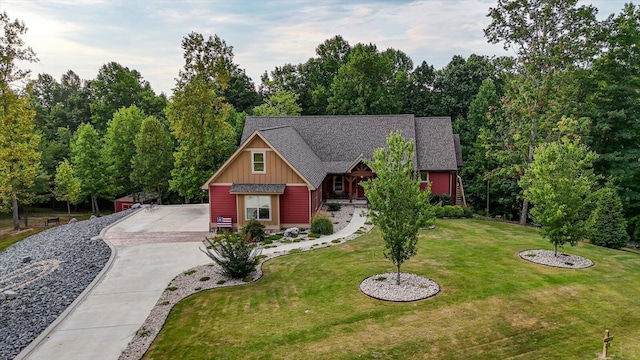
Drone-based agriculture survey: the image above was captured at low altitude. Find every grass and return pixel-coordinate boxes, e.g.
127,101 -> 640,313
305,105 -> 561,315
144,219 -> 640,359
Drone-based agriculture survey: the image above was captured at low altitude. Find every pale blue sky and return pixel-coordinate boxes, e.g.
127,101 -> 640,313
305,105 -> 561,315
0,0 -> 629,95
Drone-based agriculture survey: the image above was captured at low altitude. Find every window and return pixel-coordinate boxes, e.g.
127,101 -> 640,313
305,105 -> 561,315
420,172 -> 429,182
245,195 -> 271,221
252,151 -> 266,173
334,176 -> 343,192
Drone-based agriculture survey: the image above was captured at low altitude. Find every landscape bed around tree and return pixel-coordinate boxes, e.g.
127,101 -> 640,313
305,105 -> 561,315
518,249 -> 594,269
359,272 -> 440,302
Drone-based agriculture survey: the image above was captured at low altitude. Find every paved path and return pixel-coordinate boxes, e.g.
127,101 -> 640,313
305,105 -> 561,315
17,204 -> 367,360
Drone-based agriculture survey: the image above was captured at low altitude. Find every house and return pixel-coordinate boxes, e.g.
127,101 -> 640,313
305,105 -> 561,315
201,115 -> 464,232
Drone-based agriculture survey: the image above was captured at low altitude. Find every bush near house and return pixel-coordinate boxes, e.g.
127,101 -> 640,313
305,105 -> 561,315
200,233 -> 262,278
241,219 -> 266,243
433,204 -> 473,219
311,211 -> 333,235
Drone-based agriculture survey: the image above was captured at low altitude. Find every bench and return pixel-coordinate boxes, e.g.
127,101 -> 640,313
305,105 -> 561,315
45,217 -> 60,226
215,216 -> 233,231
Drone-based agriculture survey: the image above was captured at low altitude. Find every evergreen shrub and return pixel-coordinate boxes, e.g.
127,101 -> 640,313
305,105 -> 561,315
200,233 -> 262,278
311,211 -> 334,235
589,187 -> 629,249
241,219 -> 266,242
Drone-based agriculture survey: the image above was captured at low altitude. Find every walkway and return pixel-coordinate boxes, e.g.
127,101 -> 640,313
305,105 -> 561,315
17,204 -> 367,360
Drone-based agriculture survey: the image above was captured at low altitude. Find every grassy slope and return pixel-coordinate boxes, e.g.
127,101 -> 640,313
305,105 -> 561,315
145,219 -> 640,359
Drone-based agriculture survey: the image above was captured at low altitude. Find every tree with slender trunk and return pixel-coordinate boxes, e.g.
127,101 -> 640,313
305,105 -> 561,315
361,132 -> 434,285
71,123 -> 106,214
54,159 -> 81,214
131,116 -> 173,204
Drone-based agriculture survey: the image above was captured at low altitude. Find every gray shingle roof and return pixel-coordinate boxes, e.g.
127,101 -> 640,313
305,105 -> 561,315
415,117 -> 458,171
453,134 -> 463,167
258,126 -> 326,188
230,183 -> 286,194
239,115 -> 459,185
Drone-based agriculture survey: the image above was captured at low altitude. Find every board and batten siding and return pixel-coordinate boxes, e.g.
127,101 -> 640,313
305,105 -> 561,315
236,194 -> 280,230
281,185 -> 310,226
209,185 -> 237,226
428,171 -> 453,196
214,136 -> 305,185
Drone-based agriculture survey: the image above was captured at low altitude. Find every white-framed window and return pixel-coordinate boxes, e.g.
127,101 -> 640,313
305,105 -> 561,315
252,151 -> 266,173
245,195 -> 271,221
334,176 -> 343,192
420,171 -> 429,182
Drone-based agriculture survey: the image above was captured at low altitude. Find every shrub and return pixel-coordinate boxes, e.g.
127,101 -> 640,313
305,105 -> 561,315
200,233 -> 262,278
311,211 -> 334,235
429,194 -> 452,206
462,207 -> 474,218
433,205 -> 445,218
442,205 -> 464,218
327,202 -> 341,211
241,219 -> 266,243
589,187 -> 629,249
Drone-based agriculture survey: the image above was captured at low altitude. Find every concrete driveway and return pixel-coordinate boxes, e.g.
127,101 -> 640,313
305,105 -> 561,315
18,204 -> 214,360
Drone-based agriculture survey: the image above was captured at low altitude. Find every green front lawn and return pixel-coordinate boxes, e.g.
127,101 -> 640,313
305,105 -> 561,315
144,219 -> 640,359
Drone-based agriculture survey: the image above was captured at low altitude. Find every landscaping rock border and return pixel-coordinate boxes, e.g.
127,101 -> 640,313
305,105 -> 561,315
359,272 -> 441,302
0,210 -> 135,360
518,249 -> 594,269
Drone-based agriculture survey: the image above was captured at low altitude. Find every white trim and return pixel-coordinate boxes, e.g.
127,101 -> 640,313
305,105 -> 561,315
251,150 -> 266,174
245,195 -> 272,221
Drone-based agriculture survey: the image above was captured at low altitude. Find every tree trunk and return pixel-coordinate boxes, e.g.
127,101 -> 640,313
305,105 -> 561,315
184,195 -> 190,204
93,196 -> 100,215
520,200 -> 529,225
156,189 -> 163,205
396,264 -> 401,285
12,188 -> 19,231
66,200 -> 71,215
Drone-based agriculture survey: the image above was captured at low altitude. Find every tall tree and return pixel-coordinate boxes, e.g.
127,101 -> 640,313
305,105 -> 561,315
102,105 -> 145,196
90,62 -> 164,131
520,137 -> 598,255
589,186 -> 629,250
54,158 -> 81,214
327,44 -> 408,115
361,132 -> 434,285
583,3 -> 640,232
252,90 -> 302,116
0,88 -> 42,230
0,11 -> 40,230
484,0 -> 601,225
168,77 -> 236,201
0,11 -> 38,86
71,123 -> 105,214
131,116 -> 173,204
221,65 -> 260,113
169,33 -> 238,201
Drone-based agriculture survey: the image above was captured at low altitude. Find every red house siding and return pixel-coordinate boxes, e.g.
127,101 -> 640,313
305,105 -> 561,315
114,200 -> 134,212
281,186 -> 310,225
429,172 -> 452,195
209,185 -> 237,223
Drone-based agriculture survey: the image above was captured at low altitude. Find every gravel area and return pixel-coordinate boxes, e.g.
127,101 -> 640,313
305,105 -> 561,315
519,249 -> 594,269
0,209 -> 135,360
359,272 -> 441,302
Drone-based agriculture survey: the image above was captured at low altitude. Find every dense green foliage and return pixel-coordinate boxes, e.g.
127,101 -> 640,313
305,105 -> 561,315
201,233 -> 261,278
54,159 -> 81,214
130,116 -> 173,203
589,187 -> 629,249
240,219 -> 267,243
362,132 -> 433,284
520,138 -> 598,255
310,212 -> 334,235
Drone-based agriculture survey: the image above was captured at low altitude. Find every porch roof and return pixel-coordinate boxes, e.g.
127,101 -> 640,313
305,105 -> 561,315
229,183 -> 286,194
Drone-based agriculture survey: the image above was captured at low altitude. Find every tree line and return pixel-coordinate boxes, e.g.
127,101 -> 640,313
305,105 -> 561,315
0,1 -> 638,245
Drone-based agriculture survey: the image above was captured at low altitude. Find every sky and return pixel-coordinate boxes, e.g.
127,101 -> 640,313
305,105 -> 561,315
0,0 -> 630,96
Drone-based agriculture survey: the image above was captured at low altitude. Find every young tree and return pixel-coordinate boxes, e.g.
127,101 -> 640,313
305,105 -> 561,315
131,116 -> 173,204
589,186 -> 629,250
71,123 -> 106,214
361,132 -> 434,285
54,158 -> 81,214
0,88 -> 42,230
520,137 -> 598,255
251,90 -> 302,116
